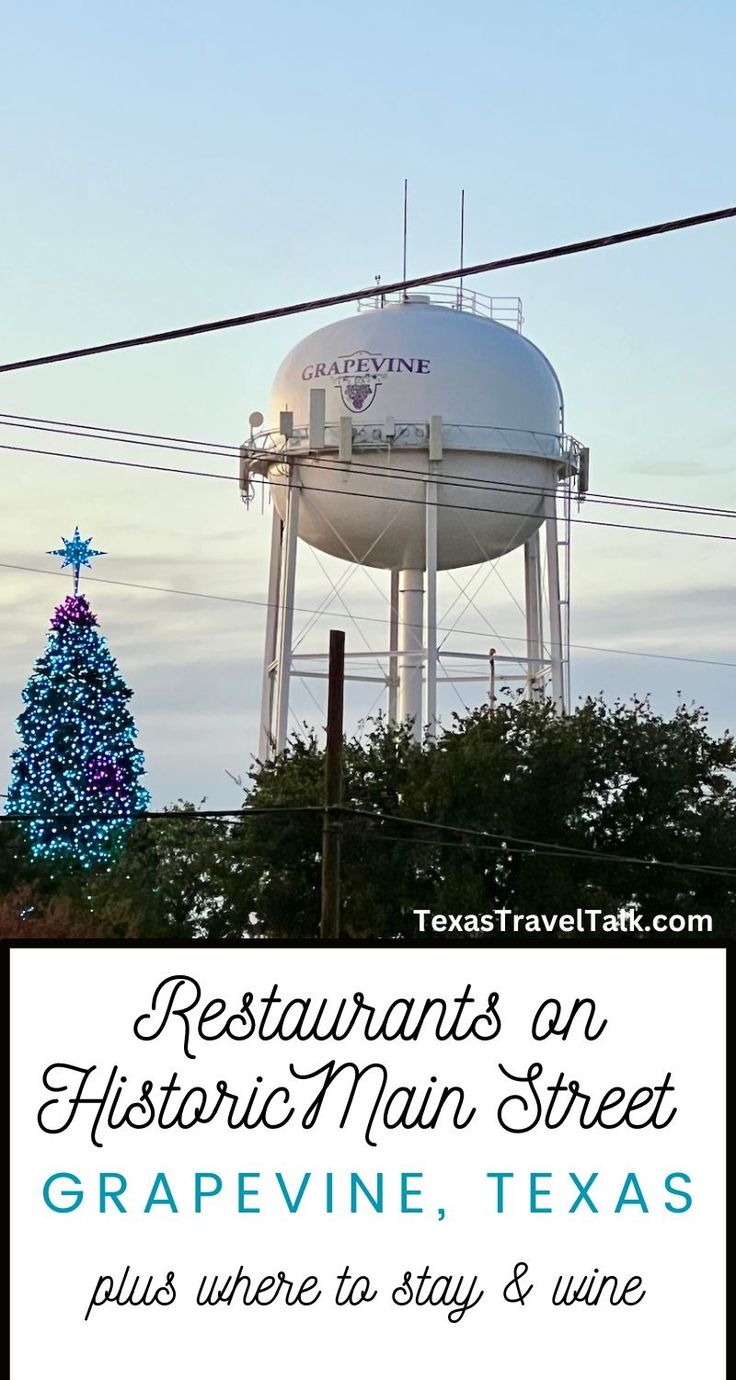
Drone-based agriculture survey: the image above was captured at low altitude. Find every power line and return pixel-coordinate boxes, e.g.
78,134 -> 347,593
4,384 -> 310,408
3,411 -> 736,524
351,829 -> 736,881
1,204 -> 735,373
288,451 -> 736,537
4,800 -> 733,881
2,559 -> 735,672
0,411 -> 236,455
346,808 -> 736,879
4,438 -> 736,544
1,805 -> 321,821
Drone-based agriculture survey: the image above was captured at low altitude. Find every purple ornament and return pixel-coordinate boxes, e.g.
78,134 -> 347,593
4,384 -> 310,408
85,754 -> 128,797
50,594 -> 99,630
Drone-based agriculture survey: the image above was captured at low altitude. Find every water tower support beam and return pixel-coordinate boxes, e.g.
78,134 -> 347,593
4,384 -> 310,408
259,504 -> 283,760
544,491 -> 565,713
398,569 -> 424,738
388,570 -> 399,723
425,415 -> 442,737
425,493 -> 438,735
523,529 -> 544,702
274,465 -> 301,753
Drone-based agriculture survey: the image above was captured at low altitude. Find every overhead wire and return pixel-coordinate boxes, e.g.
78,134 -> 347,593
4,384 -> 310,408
1,203 -> 735,373
2,411 -> 736,524
3,801 -> 734,880
344,807 -> 736,878
1,805 -> 322,821
2,558 -> 735,671
3,438 -> 736,544
346,829 -> 736,881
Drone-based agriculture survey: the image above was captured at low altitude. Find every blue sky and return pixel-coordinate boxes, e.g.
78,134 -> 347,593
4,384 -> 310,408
1,0 -> 735,806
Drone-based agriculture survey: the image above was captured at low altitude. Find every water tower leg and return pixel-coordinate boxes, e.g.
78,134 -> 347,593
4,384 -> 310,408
425,416 -> 442,738
398,569 -> 424,739
524,530 -> 544,701
544,491 -> 565,713
274,468 -> 301,753
388,570 -> 399,723
259,504 -> 283,760
425,477 -> 439,737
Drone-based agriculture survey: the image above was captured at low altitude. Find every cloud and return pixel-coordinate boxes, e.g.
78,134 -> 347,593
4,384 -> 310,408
629,460 -> 735,477
575,583 -> 735,646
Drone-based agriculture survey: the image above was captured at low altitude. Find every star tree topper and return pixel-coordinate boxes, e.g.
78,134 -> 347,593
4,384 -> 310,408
48,526 -> 106,594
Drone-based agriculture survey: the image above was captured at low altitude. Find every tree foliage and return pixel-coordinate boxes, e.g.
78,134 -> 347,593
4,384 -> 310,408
6,593 -> 148,869
1,696 -> 733,939
234,696 -> 736,938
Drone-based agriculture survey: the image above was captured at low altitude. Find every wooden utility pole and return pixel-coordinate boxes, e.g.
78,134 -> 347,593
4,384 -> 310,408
320,629 -> 345,939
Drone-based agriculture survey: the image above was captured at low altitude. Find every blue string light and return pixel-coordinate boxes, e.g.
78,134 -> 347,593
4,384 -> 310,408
5,533 -> 148,869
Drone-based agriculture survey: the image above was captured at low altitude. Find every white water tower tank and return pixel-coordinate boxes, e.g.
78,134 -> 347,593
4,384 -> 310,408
267,295 -> 566,570
244,290 -> 585,755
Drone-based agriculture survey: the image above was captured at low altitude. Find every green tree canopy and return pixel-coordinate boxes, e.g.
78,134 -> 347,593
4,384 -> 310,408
2,695 -> 733,940
231,695 -> 735,939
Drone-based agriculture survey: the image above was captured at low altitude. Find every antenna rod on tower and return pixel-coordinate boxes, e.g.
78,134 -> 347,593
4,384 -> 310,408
402,178 -> 408,301
458,188 -> 465,310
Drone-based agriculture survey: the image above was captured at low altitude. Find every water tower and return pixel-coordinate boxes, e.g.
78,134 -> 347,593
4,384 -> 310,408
240,289 -> 588,759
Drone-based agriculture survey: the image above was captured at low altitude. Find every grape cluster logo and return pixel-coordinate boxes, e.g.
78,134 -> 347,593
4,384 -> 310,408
300,353 -> 432,412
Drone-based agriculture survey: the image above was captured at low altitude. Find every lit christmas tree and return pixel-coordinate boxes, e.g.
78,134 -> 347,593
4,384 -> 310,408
6,529 -> 149,869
